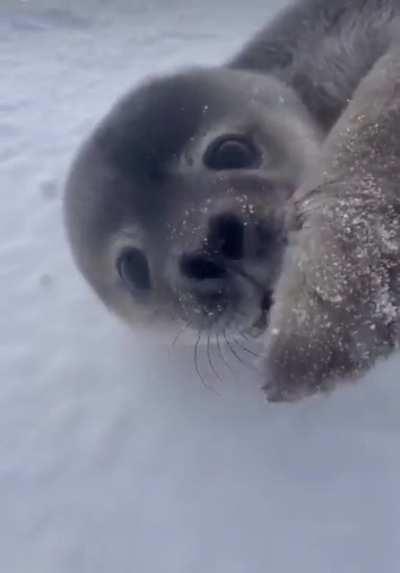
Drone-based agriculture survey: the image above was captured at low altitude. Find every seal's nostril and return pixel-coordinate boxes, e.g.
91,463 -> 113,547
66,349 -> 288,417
180,253 -> 226,281
208,213 -> 244,260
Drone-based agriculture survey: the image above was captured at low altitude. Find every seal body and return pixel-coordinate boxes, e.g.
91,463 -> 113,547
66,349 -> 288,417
65,0 -> 400,401
264,41 -> 400,400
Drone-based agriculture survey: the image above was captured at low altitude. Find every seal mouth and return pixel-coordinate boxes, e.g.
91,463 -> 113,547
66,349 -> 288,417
245,289 -> 273,337
176,252 -> 277,335
261,290 -> 274,313
226,260 -> 275,335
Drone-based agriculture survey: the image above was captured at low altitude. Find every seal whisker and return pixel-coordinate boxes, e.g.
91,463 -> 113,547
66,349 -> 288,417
233,333 -> 262,359
229,335 -> 261,373
231,322 -> 263,359
171,319 -> 192,347
206,331 -> 224,384
224,330 -> 251,371
194,329 -> 206,387
193,330 -> 218,394
215,331 -> 235,375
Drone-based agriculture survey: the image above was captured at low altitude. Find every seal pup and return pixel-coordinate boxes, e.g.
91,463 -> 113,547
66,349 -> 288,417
65,0 -> 400,400
65,68 -> 321,336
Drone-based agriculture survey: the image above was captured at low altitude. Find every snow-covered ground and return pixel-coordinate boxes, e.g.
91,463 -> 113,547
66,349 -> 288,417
1,1 -> 400,571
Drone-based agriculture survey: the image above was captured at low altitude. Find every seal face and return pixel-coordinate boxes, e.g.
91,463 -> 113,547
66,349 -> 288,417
65,68 -> 321,335
65,0 -> 400,400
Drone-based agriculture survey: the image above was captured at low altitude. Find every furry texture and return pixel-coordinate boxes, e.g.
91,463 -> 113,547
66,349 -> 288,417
65,0 -> 400,401
263,42 -> 400,400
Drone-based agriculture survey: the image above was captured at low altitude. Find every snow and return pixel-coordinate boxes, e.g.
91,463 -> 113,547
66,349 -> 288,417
1,1 -> 400,571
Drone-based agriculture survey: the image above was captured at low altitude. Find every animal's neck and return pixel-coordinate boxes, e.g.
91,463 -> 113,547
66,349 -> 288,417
229,0 -> 395,131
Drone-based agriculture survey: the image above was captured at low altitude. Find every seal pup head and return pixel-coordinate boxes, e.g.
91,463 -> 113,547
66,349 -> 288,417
65,67 -> 321,337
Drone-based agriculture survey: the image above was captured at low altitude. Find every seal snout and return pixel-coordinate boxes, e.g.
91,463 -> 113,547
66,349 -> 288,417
179,252 -> 227,281
175,211 -> 244,320
208,212 -> 244,260
174,205 -> 280,326
178,252 -> 229,317
178,209 -> 247,288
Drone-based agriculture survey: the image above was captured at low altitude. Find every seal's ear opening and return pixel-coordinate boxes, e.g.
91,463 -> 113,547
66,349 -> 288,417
203,134 -> 261,170
117,248 -> 151,292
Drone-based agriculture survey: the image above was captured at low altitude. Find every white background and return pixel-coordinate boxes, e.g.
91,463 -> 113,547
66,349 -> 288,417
1,1 -> 400,571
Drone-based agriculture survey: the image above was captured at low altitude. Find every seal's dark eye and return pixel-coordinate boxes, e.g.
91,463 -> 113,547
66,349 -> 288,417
117,248 -> 151,292
204,136 -> 260,170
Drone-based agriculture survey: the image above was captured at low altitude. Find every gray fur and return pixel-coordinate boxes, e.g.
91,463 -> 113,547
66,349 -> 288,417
231,0 -> 396,129
264,40 -> 400,400
65,68 -> 321,332
64,0 -> 400,401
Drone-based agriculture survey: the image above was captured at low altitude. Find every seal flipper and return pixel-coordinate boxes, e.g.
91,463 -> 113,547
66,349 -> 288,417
263,44 -> 400,401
